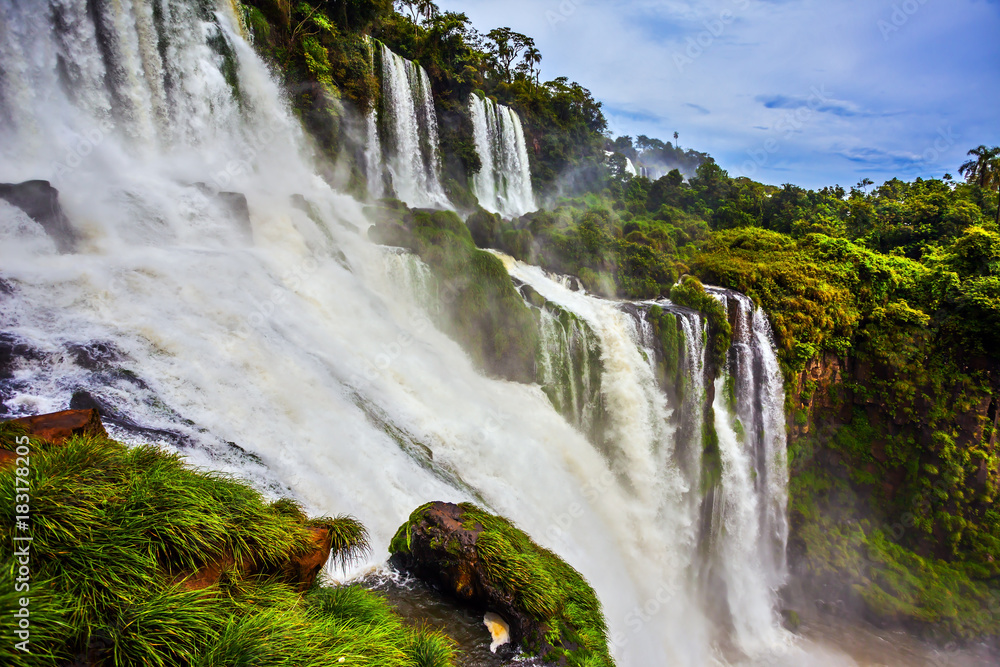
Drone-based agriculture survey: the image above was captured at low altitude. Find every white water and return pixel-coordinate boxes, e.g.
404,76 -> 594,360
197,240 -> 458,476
498,254 -> 807,663
367,43 -> 450,208
469,95 -> 535,218
0,2 -> 947,666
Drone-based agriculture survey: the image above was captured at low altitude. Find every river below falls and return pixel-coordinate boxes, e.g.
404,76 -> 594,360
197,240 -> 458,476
361,569 -> 996,667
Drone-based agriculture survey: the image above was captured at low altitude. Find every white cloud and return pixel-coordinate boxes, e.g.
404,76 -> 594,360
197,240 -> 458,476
437,0 -> 1000,188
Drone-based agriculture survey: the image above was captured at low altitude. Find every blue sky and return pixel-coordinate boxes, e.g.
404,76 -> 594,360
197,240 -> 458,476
435,0 -> 1000,190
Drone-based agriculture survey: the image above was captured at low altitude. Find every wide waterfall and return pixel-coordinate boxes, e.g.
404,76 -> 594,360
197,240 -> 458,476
0,1 -> 852,665
366,43 -> 450,209
469,95 -> 535,218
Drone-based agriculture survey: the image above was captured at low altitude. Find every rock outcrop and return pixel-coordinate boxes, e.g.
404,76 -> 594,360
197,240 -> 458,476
0,180 -> 78,252
8,408 -> 107,444
390,501 -> 614,666
177,524 -> 334,593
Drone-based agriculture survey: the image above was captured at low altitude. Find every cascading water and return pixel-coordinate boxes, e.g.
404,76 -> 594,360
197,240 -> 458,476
0,1 -> 899,665
366,43 -> 450,209
496,253 -> 808,663
468,95 -> 535,218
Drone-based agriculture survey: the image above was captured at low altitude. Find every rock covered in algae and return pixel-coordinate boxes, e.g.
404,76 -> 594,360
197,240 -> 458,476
389,501 -> 615,666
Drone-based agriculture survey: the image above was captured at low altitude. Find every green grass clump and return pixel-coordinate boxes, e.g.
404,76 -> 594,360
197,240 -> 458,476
0,425 -> 453,666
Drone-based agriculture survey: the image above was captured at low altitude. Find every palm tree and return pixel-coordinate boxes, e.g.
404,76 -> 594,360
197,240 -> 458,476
417,0 -> 438,24
523,46 -> 542,85
959,145 -> 1000,225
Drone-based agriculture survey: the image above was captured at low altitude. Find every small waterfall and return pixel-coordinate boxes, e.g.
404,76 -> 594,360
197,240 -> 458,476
380,247 -> 439,315
530,294 -> 603,439
468,95 -> 535,218
368,44 -> 450,209
705,287 -> 791,655
708,288 -> 790,583
363,38 -> 384,200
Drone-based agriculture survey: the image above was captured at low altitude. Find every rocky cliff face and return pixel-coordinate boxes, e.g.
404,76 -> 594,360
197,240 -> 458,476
785,349 -> 1000,640
789,352 -> 998,498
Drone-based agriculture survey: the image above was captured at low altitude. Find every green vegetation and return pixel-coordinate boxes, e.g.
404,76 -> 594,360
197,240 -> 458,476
471,150 -> 999,639
0,422 -> 455,667
789,430 -> 1000,641
391,502 -> 613,667
369,203 -> 539,382
233,2 -> 1000,640
238,0 -> 609,201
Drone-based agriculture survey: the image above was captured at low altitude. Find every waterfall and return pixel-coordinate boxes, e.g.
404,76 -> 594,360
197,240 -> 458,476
496,253 -> 797,663
366,43 -> 450,209
468,95 -> 535,218
0,1 -> 816,664
708,288 -> 790,587
531,295 -> 603,439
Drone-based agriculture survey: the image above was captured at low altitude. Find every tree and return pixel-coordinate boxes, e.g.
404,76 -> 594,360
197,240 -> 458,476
394,0 -> 437,24
959,145 -> 1000,225
523,45 -> 542,85
486,27 -> 533,82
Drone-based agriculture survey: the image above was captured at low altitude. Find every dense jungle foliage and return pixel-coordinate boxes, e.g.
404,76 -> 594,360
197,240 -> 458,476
234,0 -> 1000,643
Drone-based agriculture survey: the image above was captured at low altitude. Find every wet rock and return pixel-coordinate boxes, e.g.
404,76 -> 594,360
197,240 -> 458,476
278,526 -> 334,592
193,183 -> 252,241
0,333 -> 39,380
390,502 -> 614,666
0,180 -> 77,252
217,191 -> 252,240
69,389 -> 195,449
176,525 -> 333,593
67,341 -> 120,371
6,408 -> 107,444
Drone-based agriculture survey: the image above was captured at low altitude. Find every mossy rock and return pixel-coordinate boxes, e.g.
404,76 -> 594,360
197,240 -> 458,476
389,502 -> 614,666
368,203 -> 540,383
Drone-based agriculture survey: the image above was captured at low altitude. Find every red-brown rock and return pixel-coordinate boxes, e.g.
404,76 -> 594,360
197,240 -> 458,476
9,408 -> 107,444
281,526 -> 334,592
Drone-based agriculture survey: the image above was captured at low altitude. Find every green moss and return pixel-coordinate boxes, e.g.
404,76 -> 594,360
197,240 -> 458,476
464,504 -> 613,667
789,426 -> 1000,641
392,504 -> 614,667
0,427 -> 452,666
669,275 -> 731,372
370,205 -> 540,383
701,413 -> 722,493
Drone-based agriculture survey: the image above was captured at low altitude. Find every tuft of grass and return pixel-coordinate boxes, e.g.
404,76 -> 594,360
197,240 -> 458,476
0,428 -> 455,666
325,515 -> 372,567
